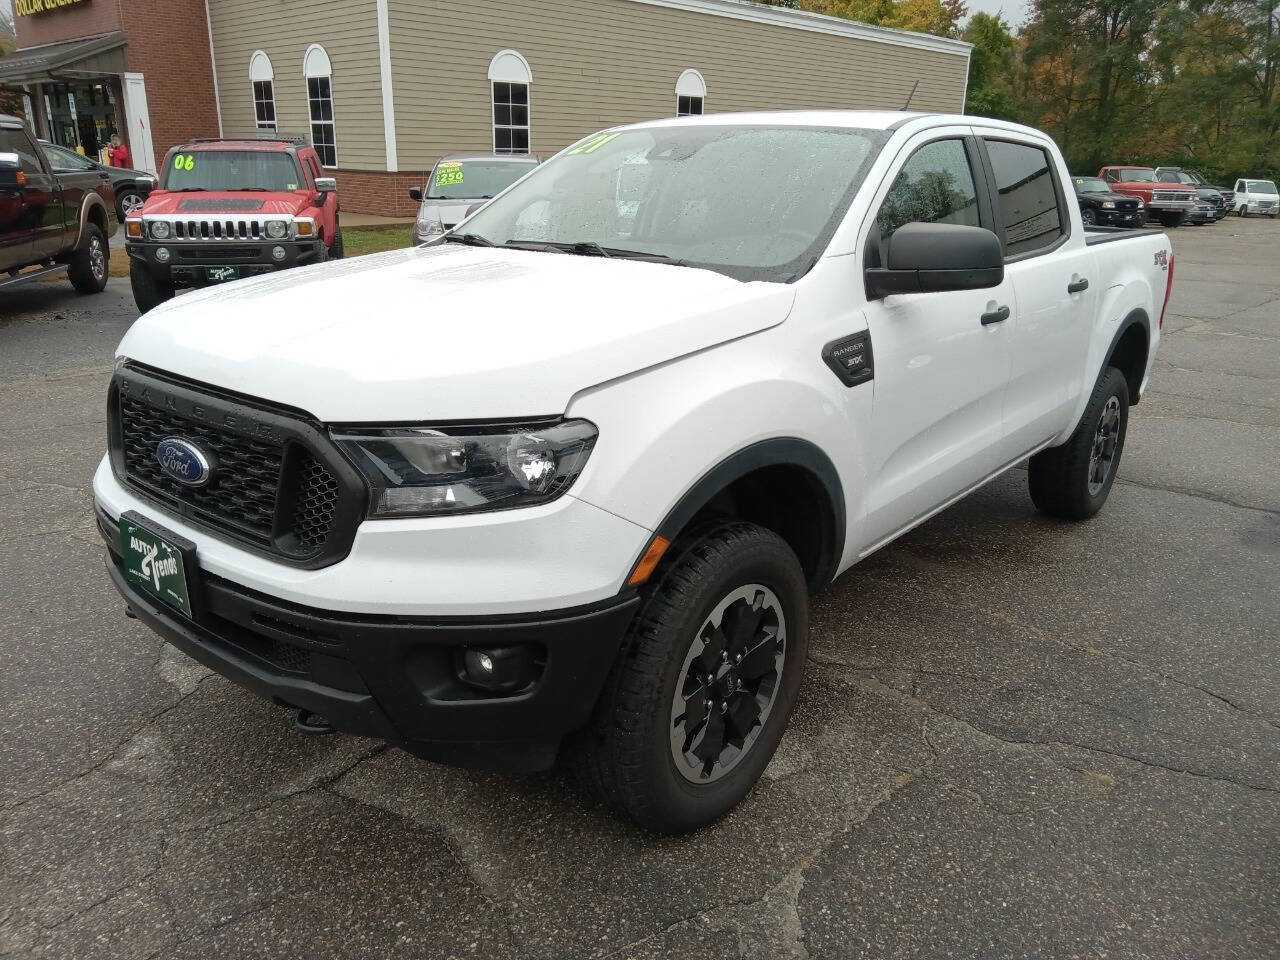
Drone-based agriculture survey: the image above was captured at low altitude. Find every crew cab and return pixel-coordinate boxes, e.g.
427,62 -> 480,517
94,113 -> 1172,833
125,135 -> 343,313
1,114 -> 115,296
1099,165 -> 1197,227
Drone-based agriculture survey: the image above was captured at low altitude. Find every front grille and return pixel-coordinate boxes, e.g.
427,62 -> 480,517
174,219 -> 269,240
1152,190 -> 1194,204
1115,199 -> 1139,211
110,364 -> 364,567
176,245 -> 263,261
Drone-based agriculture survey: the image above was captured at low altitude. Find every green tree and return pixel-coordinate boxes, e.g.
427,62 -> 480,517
964,12 -> 1020,119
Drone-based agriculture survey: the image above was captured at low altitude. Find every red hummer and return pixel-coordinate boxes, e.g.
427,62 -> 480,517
1097,165 -> 1198,228
125,135 -> 343,313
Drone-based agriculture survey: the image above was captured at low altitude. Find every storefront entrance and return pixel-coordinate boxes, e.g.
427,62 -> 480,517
42,81 -> 123,162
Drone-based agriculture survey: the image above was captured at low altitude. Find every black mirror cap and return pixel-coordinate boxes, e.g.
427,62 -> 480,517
408,187 -> 422,202
464,200 -> 488,217
865,222 -> 1004,299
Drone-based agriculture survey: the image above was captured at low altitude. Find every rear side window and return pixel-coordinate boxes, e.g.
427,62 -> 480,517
0,128 -> 45,177
875,138 -> 980,247
984,139 -> 1063,257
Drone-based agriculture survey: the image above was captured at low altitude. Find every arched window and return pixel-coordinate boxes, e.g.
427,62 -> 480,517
304,44 -> 337,167
676,69 -> 706,117
488,49 -> 531,154
250,51 -> 276,131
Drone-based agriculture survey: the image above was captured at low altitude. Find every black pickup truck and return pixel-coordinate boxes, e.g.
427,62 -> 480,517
1,113 -> 117,296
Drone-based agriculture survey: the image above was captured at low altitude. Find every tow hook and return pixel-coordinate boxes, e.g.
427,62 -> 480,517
292,708 -> 336,736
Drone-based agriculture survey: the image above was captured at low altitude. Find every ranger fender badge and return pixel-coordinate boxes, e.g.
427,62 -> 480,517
822,332 -> 874,387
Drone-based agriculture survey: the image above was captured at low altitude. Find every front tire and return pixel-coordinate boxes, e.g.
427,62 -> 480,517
68,223 -> 109,294
329,227 -> 345,259
1080,208 -> 1097,226
129,258 -> 174,314
1159,212 -> 1184,228
116,189 -> 145,220
1239,205 -> 1248,218
1028,366 -> 1130,520
580,521 -> 809,833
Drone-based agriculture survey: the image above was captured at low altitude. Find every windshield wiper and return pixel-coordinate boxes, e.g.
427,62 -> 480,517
441,232 -> 495,247
556,242 -> 690,267
501,240 -> 567,253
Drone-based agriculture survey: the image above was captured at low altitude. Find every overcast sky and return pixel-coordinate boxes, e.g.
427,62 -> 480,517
965,0 -> 1030,29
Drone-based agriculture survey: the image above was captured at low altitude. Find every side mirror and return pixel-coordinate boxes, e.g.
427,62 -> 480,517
315,176 -> 337,194
865,222 -> 1003,299
408,187 -> 422,202
0,152 -> 18,170
464,200 -> 488,218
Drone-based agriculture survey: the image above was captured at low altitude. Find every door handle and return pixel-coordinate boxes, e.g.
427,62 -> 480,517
1067,276 -> 1090,294
980,304 -> 1010,325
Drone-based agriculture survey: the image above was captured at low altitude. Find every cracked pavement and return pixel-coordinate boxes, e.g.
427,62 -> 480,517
1,222 -> 1277,959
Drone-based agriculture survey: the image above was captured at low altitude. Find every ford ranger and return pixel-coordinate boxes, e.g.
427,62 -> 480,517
94,113 -> 1173,832
125,135 -> 343,314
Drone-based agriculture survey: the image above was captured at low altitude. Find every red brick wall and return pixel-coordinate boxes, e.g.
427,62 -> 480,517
333,169 -> 428,217
121,0 -> 218,171
14,0 -> 123,49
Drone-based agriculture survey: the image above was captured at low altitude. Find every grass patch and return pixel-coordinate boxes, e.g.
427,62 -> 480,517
106,225 -> 413,279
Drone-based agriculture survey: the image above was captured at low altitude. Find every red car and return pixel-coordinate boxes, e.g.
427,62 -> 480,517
125,135 -> 343,313
1097,165 -> 1198,228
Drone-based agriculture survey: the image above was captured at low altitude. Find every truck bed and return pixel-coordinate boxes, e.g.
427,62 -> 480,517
1083,225 -> 1164,245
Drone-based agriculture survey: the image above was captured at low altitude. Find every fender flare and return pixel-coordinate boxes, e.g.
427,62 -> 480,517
651,438 -> 846,592
1101,308 -> 1151,405
72,192 -> 111,250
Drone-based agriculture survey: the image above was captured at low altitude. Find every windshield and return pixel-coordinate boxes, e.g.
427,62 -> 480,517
1117,169 -> 1156,182
1248,180 -> 1278,194
1074,177 -> 1109,192
427,159 -> 535,200
162,150 -> 304,191
459,124 -> 885,283
42,143 -> 96,171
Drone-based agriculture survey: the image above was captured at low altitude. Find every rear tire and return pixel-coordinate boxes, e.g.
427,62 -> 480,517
68,223 -> 109,294
1028,366 -> 1130,521
579,521 -> 808,833
129,258 -> 174,314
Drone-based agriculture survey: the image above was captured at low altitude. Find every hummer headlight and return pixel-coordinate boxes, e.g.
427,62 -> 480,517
149,220 -> 171,240
265,220 -> 289,239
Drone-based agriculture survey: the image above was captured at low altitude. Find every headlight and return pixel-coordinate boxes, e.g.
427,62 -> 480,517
415,217 -> 446,238
265,220 -> 289,239
1135,198 -> 1145,208
334,419 -> 598,517
149,220 -> 170,240
1102,201 -> 1116,209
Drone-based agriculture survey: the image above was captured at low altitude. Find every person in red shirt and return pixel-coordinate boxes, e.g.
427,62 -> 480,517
109,134 -> 131,169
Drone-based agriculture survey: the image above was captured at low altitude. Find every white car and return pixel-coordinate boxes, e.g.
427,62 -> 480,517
1233,178 -> 1278,217
94,112 -> 1173,832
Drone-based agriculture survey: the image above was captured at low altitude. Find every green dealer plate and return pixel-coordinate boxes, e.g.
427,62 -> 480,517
206,266 -> 240,283
119,511 -> 197,619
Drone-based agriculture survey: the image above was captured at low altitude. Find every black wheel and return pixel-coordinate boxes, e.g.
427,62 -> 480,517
1159,212 -> 1184,228
329,227 -> 345,259
116,189 -> 145,220
129,257 -> 174,314
1239,205 -> 1248,218
1028,366 -> 1130,521
579,521 -> 808,833
68,223 -> 109,294
1080,208 -> 1097,226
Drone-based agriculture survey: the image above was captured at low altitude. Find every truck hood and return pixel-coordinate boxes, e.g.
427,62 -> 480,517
141,190 -> 310,216
118,245 -> 796,421
418,198 -> 481,229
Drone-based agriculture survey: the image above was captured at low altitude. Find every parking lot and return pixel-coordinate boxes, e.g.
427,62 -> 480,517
1,219 -> 1276,958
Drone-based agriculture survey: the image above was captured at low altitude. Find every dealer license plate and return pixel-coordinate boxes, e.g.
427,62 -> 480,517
119,512 -> 196,618
206,266 -> 240,283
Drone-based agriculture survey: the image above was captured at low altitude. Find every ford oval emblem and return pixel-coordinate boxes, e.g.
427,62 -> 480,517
155,437 -> 212,487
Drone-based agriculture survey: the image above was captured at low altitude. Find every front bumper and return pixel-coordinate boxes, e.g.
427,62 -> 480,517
126,239 -> 325,286
1091,208 -> 1145,227
99,506 -> 640,771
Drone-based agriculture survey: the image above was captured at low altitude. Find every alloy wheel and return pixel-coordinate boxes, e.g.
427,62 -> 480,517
669,584 -> 786,784
1088,395 -> 1121,495
120,192 -> 144,216
90,237 -> 106,281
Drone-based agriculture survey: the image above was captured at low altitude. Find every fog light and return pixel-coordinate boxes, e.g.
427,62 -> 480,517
154,247 -> 170,263
456,645 -> 541,694
271,245 -> 287,262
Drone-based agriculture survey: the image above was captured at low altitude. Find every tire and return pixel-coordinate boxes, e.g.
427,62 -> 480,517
1080,208 -> 1097,226
68,223 -> 109,294
579,520 -> 809,833
116,189 -> 145,221
129,257 -> 174,314
1028,366 -> 1130,521
329,227 -> 345,260
1159,212 -> 1183,228
1239,205 -> 1248,218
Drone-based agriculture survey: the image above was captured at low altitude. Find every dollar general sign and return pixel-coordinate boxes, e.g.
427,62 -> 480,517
16,0 -> 88,14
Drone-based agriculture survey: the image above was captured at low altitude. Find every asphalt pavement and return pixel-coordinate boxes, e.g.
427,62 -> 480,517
1,221 -> 1276,959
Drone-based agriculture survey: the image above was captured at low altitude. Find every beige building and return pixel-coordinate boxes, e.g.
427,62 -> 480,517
205,0 -> 972,214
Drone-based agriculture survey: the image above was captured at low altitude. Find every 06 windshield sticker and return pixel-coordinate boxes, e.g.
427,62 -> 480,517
567,133 -> 620,156
435,163 -> 464,187
172,154 -> 195,171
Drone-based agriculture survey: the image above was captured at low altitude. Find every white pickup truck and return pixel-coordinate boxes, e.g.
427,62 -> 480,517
94,112 -> 1173,832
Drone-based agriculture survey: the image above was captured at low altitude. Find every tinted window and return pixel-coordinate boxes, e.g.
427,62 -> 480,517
0,128 -> 45,176
985,139 -> 1063,257
876,138 -> 979,247
163,150 -> 303,191
42,142 -> 94,171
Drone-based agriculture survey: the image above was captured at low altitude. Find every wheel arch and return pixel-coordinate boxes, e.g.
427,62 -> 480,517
74,193 -> 112,249
1103,309 -> 1151,406
650,438 -> 845,594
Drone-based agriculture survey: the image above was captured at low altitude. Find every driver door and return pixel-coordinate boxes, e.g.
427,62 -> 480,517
856,132 -> 1016,550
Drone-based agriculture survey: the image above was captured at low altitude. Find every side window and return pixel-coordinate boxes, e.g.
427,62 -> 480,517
0,129 -> 45,176
875,138 -> 980,248
1104,170 -> 1118,182
984,139 -> 1063,257
43,143 -> 93,172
